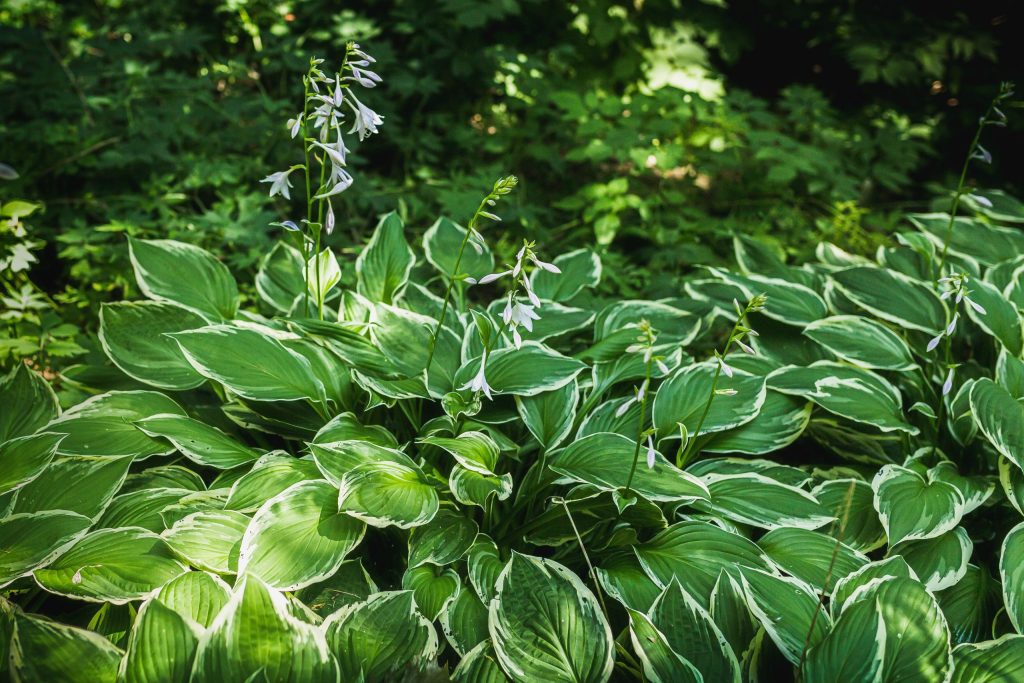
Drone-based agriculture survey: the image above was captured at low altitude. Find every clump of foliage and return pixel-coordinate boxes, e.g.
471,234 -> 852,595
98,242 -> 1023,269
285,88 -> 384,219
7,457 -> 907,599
2,51 -> 1024,680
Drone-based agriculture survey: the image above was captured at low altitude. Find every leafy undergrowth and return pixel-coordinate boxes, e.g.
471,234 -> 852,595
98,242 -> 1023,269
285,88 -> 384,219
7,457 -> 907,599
2,180 -> 1024,682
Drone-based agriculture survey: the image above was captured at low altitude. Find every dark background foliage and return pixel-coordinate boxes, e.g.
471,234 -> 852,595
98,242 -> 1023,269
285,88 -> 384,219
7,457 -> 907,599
1,0 -> 1020,367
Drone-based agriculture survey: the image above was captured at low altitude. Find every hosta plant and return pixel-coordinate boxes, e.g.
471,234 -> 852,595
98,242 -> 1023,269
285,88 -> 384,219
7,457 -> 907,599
3,75 -> 1024,683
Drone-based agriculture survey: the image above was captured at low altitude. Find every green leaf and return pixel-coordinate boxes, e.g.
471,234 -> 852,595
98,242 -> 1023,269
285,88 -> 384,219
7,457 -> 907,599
403,564 -> 460,620
305,248 -> 342,312
338,461 -> 440,529
423,216 -> 494,281
420,431 -> 499,476
441,586 -> 490,657
155,571 -> 231,629
449,466 -> 513,508
939,565 -> 1001,645
370,302 -> 435,377
324,590 -> 438,681
239,480 -> 365,591
162,510 -> 250,574
738,566 -> 830,665
452,641 -> 508,683
831,557 -> 918,615
172,324 -> 327,403
769,362 -> 916,434
454,342 -> 587,397
0,364 -> 59,442
96,486 -> 190,532
515,380 -> 578,450
759,527 -> 868,591
710,268 -> 828,326
530,248 -> 602,302
965,277 -> 1024,355
46,390 -> 186,458
652,362 -> 767,440
408,509 -> 479,568
634,521 -> 772,603
803,596 -> 885,683
627,609 -> 702,683
490,553 -> 614,683
596,552 -> 662,613
971,378 -> 1024,471
813,479 -> 886,553
843,576 -> 952,681
951,635 -> 1024,683
10,611 -> 123,683
549,432 -> 709,504
803,315 -> 916,371
191,574 -> 337,682
891,527 -> 972,592
0,511 -> 91,588
831,266 -> 946,333
119,597 -> 201,683
99,301 -> 207,390
34,527 -> 187,603
0,431 -> 63,496
356,211 -> 415,303
698,473 -> 834,530
255,241 -> 305,313
11,455 -> 132,518
873,464 -> 965,545
650,579 -> 741,682
134,414 -> 260,469
705,391 -> 811,455
225,454 -> 321,513
129,237 -> 238,320
1001,521 -> 1024,633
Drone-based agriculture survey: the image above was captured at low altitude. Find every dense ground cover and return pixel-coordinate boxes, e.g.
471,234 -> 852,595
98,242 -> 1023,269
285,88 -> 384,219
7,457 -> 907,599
2,2 -> 1024,682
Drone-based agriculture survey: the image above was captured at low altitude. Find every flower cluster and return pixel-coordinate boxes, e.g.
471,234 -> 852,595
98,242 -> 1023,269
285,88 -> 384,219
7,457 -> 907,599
261,44 -> 384,228
468,241 -> 560,350
716,294 -> 766,380
615,320 -> 667,469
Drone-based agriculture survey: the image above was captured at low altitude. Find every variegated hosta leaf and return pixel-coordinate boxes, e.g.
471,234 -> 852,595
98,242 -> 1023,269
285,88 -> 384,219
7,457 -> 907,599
939,564 -> 1001,645
489,553 -> 614,683
830,557 -> 918,616
891,526 -> 972,592
423,216 -> 495,281
597,552 -> 662,614
451,641 -> 508,683
337,461 -> 439,529
45,390 -> 186,458
803,595 -> 885,683
704,391 -> 811,455
0,431 -> 63,497
118,597 -> 202,683
515,380 -> 578,451
420,430 -> 500,475
238,480 -> 365,590
708,267 -> 828,326
649,579 -> 741,681
627,609 -> 702,683
696,472 -> 833,530
769,362 -> 916,434
324,590 -> 438,681
128,237 -> 238,320
802,315 -> 916,371
951,635 -> 1024,683
965,277 -> 1024,356
305,247 -> 341,312
10,454 -> 132,519
758,527 -> 868,591
872,464 -> 965,545
33,527 -> 188,603
224,453 -> 322,513
161,509 -> 251,574
441,585 -> 490,657
548,432 -> 709,504
634,521 -> 772,604
191,574 -> 337,682
530,248 -> 601,302
0,511 -> 91,588
830,265 -> 946,334
971,378 -> 1024,471
407,508 -> 479,568
98,300 -> 207,390
0,363 -> 60,442
449,465 -> 513,508
9,610 -> 123,682
403,564 -> 460,620
738,566 -> 831,665
156,571 -> 232,629
454,342 -> 587,397
134,414 -> 260,470
1001,521 -> 1024,633
841,576 -> 952,682
710,570 -> 757,663
813,479 -> 886,552
651,361 -> 767,440
356,211 -> 415,304
255,241 -> 304,313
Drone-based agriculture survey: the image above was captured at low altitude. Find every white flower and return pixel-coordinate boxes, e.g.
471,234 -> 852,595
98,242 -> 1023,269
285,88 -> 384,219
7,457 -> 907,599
261,170 -> 295,199
312,139 -> 348,169
325,199 -> 335,235
946,313 -> 958,336
529,254 -> 561,273
645,435 -> 656,469
736,339 -> 756,355
346,94 -> 383,141
655,359 -> 670,375
314,168 -> 354,199
459,353 -> 493,400
965,297 -> 986,315
287,114 -> 304,138
508,301 -> 539,332
926,334 -> 943,352
614,398 -> 634,418
348,66 -> 382,88
942,368 -> 955,396
522,278 -> 541,307
719,357 -> 733,378
464,270 -> 511,286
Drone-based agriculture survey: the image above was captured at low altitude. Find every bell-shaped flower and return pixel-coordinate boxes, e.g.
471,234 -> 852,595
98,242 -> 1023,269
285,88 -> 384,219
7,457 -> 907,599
459,352 -> 493,400
261,170 -> 294,199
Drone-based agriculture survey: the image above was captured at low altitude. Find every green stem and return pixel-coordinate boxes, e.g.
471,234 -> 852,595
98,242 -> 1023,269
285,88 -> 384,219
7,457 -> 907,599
300,73 -> 314,314
621,357 -> 653,501
561,499 -> 611,622
678,315 -> 745,468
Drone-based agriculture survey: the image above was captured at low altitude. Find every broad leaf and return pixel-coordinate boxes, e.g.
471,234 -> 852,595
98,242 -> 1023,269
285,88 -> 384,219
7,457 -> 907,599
99,301 -> 207,390
129,237 -> 238,320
